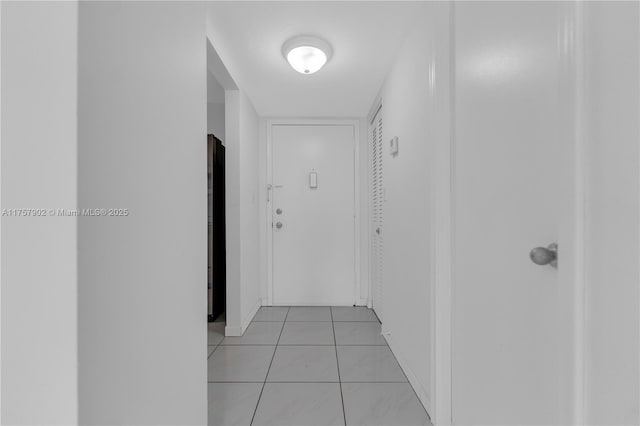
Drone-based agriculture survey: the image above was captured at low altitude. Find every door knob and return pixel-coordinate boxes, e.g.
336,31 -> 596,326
276,222 -> 283,229
529,243 -> 558,267
376,227 -> 381,235
276,208 -> 283,215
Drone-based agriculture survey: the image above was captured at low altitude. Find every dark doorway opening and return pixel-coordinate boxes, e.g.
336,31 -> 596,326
208,134 -> 226,322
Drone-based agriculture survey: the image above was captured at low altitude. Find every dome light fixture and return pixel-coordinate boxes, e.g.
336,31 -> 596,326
282,35 -> 333,75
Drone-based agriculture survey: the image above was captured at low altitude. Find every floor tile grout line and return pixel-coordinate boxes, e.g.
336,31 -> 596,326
249,306 -> 289,426
207,344 -> 217,359
218,343 -> 387,346
218,343 -> 364,347
208,322 -> 226,357
211,307 -> 420,425
208,338 -> 224,358
207,380 -> 408,383
220,343 -> 387,346
330,307 -> 348,426
208,381 -> 408,383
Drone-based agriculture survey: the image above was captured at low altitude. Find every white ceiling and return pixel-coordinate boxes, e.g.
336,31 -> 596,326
206,1 -> 428,117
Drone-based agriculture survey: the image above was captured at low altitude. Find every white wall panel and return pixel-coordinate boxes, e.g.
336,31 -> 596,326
77,3 -> 207,423
584,3 -> 640,424
1,3 -> 79,423
371,3 -> 437,414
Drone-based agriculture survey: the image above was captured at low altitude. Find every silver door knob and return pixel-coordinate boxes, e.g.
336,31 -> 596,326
530,243 -> 557,267
276,222 -> 283,229
276,208 -> 283,215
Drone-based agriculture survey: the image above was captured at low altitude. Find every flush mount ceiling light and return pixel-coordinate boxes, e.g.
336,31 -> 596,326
282,35 -> 333,75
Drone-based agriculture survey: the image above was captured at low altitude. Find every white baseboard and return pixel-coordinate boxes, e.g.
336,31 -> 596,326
225,299 -> 262,337
224,325 -> 242,336
242,299 -> 262,332
268,301 -> 356,306
382,326 -> 432,418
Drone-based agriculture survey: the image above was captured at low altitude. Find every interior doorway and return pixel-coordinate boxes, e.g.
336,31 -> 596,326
208,134 -> 226,322
206,45 -> 228,323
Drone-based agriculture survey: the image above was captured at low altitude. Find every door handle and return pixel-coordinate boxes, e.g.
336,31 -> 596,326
375,227 -> 381,235
276,222 -> 283,229
529,243 -> 557,268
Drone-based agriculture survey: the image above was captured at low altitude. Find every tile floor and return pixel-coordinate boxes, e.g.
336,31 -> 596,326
207,306 -> 432,426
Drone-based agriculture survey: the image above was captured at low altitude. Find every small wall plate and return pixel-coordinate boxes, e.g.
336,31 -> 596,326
390,136 -> 399,156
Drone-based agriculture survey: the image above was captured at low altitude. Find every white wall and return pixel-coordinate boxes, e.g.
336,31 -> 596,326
259,119 -> 268,303
358,118 -> 369,306
77,2 -> 207,424
208,70 -> 225,103
239,92 -> 261,329
208,102 -> 225,143
371,4 -> 436,413
225,91 -> 242,334
206,21 -> 260,336
1,3 -> 79,424
225,90 -> 261,335
584,3 -> 640,424
207,71 -> 225,142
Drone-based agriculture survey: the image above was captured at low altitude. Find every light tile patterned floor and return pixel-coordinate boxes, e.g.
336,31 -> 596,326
207,306 -> 432,426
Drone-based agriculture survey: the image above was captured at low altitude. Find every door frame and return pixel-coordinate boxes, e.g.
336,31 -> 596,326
265,119 -> 361,306
430,4 -> 454,423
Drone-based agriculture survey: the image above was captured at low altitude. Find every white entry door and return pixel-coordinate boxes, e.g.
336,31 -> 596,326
271,124 -> 356,306
452,2 -> 580,425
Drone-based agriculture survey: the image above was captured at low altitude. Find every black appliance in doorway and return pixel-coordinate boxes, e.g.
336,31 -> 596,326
208,134 -> 226,322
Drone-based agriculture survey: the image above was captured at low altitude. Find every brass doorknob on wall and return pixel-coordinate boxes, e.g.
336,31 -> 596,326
276,222 -> 283,229
529,243 -> 558,267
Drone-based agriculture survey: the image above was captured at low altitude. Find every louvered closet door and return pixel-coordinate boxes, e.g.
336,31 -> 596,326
370,109 -> 383,321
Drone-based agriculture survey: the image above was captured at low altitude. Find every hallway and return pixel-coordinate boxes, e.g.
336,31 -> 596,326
2,1 -> 639,425
207,307 -> 431,426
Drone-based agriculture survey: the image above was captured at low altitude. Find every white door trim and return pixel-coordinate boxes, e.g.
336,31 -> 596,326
266,119 -> 361,306
569,2 -> 587,422
431,3 -> 454,424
